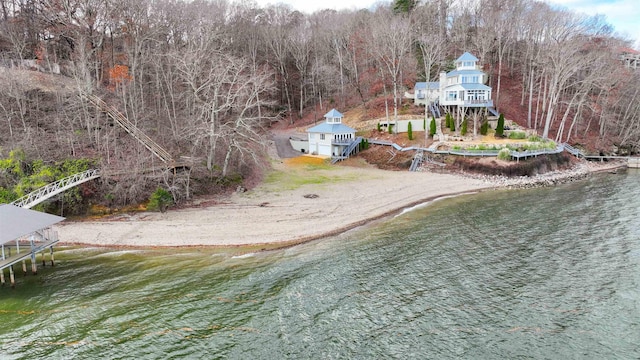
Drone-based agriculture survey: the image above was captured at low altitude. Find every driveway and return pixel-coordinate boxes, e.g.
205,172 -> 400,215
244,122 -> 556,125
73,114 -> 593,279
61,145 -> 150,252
271,132 -> 305,159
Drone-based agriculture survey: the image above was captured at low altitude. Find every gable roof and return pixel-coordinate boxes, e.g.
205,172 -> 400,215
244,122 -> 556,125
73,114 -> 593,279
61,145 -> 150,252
307,123 -> 356,134
456,52 -> 479,62
0,204 -> 65,244
324,109 -> 343,118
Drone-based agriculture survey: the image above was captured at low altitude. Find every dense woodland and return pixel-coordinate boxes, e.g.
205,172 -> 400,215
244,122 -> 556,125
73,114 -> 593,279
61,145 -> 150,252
0,0 -> 639,214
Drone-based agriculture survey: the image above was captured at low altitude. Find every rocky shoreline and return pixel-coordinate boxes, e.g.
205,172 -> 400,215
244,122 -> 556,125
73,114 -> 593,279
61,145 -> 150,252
460,160 -> 627,189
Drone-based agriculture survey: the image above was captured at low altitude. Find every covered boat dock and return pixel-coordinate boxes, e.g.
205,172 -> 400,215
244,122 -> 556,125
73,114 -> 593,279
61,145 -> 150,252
0,204 -> 64,287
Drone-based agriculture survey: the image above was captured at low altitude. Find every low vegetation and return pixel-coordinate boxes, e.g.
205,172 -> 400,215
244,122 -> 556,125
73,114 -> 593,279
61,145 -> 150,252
147,187 -> 174,213
0,149 -> 97,215
508,131 -> 527,139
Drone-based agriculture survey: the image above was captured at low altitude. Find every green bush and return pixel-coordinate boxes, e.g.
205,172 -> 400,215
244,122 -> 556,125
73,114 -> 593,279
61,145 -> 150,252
445,113 -> 451,128
497,148 -> 511,160
495,114 -> 505,137
360,138 -> 370,150
408,122 -> 413,140
508,131 -> 527,139
388,123 -> 394,134
528,135 -> 542,142
377,122 -> 381,132
147,187 -> 174,213
430,117 -> 437,136
449,117 -> 455,132
480,120 -> 489,135
460,118 -> 468,136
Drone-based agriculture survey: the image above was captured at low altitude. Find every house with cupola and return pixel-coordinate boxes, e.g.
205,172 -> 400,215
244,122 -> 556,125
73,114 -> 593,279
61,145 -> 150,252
438,52 -> 493,109
409,52 -> 495,119
306,109 -> 358,159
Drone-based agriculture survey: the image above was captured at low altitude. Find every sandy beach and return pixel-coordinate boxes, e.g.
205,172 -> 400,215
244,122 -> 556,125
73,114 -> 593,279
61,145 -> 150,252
56,155 -> 626,248
56,163 -> 495,247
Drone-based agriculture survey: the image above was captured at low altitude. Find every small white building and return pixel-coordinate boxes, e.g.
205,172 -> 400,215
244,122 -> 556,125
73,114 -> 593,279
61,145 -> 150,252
307,109 -> 357,157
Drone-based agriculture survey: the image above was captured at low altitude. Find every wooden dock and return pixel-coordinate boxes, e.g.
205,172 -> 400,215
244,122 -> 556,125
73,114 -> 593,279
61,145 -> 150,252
0,237 -> 58,287
1,204 -> 64,287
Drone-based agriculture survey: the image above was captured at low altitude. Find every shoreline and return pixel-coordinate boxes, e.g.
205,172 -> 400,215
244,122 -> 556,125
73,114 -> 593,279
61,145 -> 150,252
56,160 -> 628,250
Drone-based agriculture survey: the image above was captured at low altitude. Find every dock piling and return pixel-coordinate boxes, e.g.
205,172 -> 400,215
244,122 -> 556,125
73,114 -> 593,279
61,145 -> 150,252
31,252 -> 37,275
9,265 -> 15,287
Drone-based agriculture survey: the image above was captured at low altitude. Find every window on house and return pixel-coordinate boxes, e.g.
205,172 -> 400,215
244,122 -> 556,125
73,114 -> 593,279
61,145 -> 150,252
320,134 -> 325,140
462,76 -> 479,84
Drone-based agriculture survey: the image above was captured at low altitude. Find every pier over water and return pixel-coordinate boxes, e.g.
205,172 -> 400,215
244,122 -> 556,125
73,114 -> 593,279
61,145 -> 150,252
0,204 -> 64,287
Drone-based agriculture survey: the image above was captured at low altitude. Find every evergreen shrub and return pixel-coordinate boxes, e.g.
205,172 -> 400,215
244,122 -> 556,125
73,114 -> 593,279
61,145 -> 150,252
430,117 -> 437,136
148,187 -> 174,213
480,120 -> 489,135
496,114 -> 505,137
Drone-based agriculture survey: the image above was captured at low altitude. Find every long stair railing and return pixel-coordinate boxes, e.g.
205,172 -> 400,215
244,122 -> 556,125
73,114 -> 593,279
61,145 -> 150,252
409,149 -> 424,172
429,103 -> 439,119
562,143 -> 584,158
332,137 -> 363,164
82,93 -> 174,164
10,169 -> 101,209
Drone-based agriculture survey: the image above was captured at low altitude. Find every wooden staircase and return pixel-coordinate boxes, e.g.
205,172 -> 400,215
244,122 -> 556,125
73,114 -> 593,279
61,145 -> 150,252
332,137 -> 363,164
82,93 -> 175,164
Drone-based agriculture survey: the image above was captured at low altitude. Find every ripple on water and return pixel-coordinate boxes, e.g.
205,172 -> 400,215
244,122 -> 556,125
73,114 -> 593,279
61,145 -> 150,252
1,172 -> 639,358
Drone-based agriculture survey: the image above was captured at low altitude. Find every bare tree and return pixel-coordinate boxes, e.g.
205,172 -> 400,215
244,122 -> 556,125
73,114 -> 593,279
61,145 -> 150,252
369,9 -> 413,132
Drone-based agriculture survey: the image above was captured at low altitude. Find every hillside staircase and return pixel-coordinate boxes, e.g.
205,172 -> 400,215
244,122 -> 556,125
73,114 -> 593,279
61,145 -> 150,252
82,93 -> 175,164
429,101 -> 442,118
562,143 -> 584,158
331,137 -> 363,164
409,149 -> 424,171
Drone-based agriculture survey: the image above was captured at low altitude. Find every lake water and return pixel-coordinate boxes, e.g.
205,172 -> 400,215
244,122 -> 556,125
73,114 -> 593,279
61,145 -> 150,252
1,171 -> 639,359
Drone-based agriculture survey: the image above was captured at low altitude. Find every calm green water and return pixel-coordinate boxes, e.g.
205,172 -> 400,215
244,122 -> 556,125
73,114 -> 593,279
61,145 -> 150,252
1,171 -> 640,359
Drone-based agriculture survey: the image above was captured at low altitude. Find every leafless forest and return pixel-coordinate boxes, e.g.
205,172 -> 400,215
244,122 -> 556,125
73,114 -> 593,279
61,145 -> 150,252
1,0 -> 639,208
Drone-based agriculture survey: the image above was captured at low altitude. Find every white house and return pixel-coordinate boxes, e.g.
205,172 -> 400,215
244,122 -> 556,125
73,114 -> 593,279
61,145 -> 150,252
307,109 -> 356,157
438,52 -> 493,108
412,81 -> 440,105
409,52 -> 494,114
